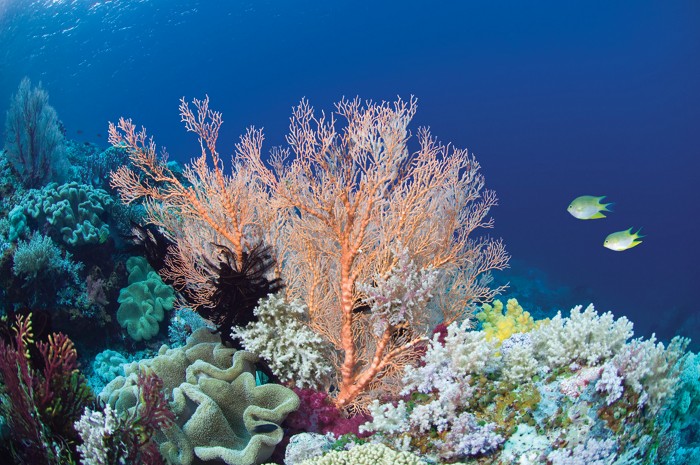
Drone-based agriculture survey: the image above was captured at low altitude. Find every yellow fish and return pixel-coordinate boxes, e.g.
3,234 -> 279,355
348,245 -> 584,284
567,195 -> 613,220
604,228 -> 644,251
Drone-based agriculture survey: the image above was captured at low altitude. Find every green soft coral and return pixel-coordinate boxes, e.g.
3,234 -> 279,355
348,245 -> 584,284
117,256 -> 176,341
24,181 -> 113,246
164,350 -> 299,465
101,328 -> 299,465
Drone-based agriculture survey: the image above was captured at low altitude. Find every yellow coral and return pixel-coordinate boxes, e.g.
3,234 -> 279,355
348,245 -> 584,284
476,298 -> 537,342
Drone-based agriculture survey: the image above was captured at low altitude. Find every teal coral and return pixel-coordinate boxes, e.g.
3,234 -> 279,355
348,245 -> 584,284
24,181 -> 113,246
7,205 -> 28,241
117,256 -> 176,341
91,349 -> 127,386
101,328 -> 300,465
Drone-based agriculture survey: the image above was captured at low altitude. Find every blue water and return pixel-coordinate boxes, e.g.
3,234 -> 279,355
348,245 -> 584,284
1,0 -> 698,346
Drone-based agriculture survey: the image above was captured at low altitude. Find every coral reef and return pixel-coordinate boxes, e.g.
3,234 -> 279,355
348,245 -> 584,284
109,96 -> 509,408
358,303 -> 697,464
1,91 -> 698,465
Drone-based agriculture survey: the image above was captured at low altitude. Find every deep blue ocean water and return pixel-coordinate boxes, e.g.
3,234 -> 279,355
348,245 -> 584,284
1,0 -> 698,347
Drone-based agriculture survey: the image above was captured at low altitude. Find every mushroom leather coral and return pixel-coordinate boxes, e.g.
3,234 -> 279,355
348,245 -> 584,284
101,328 -> 299,465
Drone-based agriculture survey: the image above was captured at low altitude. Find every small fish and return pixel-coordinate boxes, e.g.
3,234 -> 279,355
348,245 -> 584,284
604,228 -> 644,251
252,423 -> 279,434
567,195 -> 613,220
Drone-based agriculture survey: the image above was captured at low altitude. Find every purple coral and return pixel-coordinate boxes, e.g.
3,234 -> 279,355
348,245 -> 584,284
436,412 -> 504,459
286,387 -> 372,437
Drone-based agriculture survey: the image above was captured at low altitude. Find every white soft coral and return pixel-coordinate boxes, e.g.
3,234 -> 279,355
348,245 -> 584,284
231,293 -> 333,388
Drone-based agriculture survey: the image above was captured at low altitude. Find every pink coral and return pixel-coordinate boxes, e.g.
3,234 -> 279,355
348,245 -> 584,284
285,387 -> 372,437
560,366 -> 602,398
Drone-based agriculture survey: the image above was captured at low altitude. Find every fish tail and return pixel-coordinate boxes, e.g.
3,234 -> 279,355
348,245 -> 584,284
634,227 -> 645,239
602,202 -> 614,212
629,239 -> 643,249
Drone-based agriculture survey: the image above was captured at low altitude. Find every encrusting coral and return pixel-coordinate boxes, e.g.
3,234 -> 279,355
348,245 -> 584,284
297,442 -> 428,465
101,327 -> 300,465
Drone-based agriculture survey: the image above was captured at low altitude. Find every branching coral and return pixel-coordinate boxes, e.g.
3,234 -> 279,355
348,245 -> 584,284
531,303 -> 634,367
76,369 -> 175,465
109,96 -> 509,409
0,313 -> 93,464
357,243 -> 440,338
360,320 -> 504,462
109,97 -> 281,348
596,335 -> 688,413
356,303 -> 697,465
232,293 -> 333,388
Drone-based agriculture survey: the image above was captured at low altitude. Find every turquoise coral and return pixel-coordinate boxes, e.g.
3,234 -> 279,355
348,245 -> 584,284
23,181 -> 113,246
116,256 -> 176,341
7,205 -> 28,241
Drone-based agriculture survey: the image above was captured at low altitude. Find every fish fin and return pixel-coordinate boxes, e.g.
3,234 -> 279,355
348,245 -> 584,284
589,212 -> 607,219
602,202 -> 614,212
633,227 -> 645,239
628,240 -> 643,249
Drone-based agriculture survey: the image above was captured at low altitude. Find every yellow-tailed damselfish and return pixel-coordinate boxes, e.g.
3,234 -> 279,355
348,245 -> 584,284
567,195 -> 613,220
604,228 -> 644,251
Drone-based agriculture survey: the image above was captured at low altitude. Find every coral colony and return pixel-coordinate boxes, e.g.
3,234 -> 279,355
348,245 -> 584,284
0,78 -> 698,465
